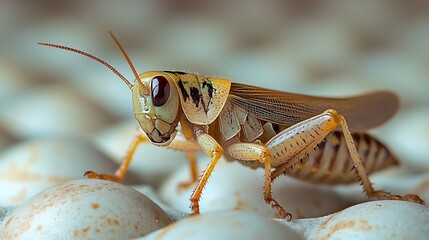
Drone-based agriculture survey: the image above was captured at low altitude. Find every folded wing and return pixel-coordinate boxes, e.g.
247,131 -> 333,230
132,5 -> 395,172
228,83 -> 399,131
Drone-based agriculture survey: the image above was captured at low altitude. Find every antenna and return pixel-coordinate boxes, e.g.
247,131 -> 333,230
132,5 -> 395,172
108,31 -> 145,89
39,32 -> 149,92
38,42 -> 133,89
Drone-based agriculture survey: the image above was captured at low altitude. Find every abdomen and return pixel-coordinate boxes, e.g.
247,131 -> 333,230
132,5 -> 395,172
278,131 -> 398,184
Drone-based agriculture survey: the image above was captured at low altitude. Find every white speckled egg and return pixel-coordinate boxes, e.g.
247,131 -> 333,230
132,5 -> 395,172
140,210 -> 304,240
376,106 -> 429,172
131,185 -> 189,222
354,52 -> 429,104
160,157 -> 348,219
0,126 -> 16,151
70,67 -> 134,118
306,200 -> 429,239
0,61 -> 28,105
0,87 -> 113,139
0,138 -> 138,206
0,179 -> 172,239
0,207 -> 14,225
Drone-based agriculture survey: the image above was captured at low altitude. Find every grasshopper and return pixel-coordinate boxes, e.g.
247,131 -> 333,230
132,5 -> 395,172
39,32 -> 424,220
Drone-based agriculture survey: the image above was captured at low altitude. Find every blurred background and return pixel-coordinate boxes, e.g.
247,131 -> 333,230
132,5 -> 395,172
0,0 -> 428,193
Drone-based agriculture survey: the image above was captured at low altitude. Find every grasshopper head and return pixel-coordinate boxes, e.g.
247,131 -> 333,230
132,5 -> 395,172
38,32 -> 181,146
132,71 -> 180,146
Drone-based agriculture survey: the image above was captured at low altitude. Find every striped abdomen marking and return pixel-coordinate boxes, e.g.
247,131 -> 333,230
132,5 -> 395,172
281,131 -> 398,184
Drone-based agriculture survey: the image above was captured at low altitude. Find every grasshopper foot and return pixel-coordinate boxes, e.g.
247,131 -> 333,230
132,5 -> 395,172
84,171 -> 121,182
266,198 -> 293,221
371,190 -> 425,205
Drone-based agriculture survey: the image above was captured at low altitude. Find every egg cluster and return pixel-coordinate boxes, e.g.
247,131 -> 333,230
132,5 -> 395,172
1,1 -> 429,239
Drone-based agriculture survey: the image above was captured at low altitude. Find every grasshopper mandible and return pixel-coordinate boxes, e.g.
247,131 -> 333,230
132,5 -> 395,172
39,32 -> 424,220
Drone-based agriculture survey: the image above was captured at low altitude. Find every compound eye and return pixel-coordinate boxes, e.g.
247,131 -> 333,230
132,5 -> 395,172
151,76 -> 170,106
